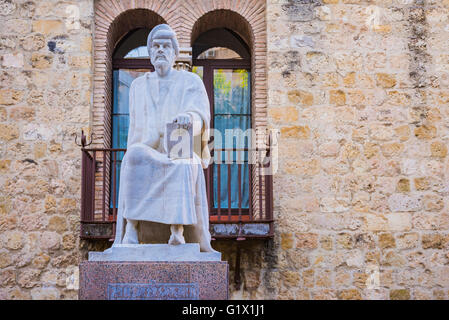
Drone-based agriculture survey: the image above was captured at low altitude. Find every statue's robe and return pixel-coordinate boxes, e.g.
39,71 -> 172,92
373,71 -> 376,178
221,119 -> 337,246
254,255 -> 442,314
113,69 -> 214,252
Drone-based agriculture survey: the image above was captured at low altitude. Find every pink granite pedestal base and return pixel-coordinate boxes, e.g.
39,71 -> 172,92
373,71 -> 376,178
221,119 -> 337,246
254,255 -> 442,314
79,261 -> 228,300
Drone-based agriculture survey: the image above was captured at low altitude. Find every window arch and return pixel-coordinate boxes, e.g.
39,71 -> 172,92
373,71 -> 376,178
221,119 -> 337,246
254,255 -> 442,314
90,8 -> 166,226
113,28 -> 151,59
192,27 -> 252,218
92,3 -> 267,153
111,28 -> 154,151
109,28 -> 155,207
92,8 -> 166,150
193,28 -> 250,60
190,9 -> 269,225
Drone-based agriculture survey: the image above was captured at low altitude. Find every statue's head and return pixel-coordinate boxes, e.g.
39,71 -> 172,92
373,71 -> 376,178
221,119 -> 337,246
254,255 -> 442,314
147,24 -> 179,74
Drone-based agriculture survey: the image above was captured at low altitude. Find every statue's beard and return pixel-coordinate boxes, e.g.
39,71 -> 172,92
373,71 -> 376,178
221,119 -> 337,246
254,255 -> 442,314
152,55 -> 173,70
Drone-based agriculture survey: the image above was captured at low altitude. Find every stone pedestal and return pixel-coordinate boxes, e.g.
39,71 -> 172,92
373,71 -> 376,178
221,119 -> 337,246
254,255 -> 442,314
79,244 -> 228,300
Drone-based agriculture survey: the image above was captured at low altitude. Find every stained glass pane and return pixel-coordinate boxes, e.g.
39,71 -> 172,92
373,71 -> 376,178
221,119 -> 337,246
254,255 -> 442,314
192,66 -> 203,80
212,68 -> 251,209
213,69 -> 250,114
111,68 -> 149,207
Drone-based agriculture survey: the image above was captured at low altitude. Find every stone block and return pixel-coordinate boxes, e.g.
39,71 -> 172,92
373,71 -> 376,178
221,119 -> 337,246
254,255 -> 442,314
32,20 -> 64,35
422,234 -> 449,249
2,53 -> 23,68
280,232 -> 294,250
329,90 -> 346,106
69,56 -> 91,69
79,261 -> 228,300
268,107 -> 298,122
0,89 -> 23,105
388,194 -> 422,212
338,289 -> 362,300
390,289 -> 410,300
281,125 -> 310,139
288,90 -> 313,106
379,233 -> 396,249
31,53 -> 53,69
0,123 -> 19,141
376,73 -> 397,88
296,233 -> 318,249
396,179 -> 410,193
430,141 -> 447,158
414,125 -> 437,140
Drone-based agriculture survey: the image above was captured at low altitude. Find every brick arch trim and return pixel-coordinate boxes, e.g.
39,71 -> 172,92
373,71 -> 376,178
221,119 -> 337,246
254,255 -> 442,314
191,10 -> 254,53
93,0 -> 266,147
183,0 -> 267,129
93,1 -> 177,148
184,2 -> 267,132
189,8 -> 267,130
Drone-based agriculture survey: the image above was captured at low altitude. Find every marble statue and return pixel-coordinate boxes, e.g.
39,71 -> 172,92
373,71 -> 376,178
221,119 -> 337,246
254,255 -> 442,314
111,24 -> 216,253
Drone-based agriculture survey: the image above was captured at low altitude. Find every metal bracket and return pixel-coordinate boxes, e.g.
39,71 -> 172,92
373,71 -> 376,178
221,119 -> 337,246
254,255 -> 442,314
234,235 -> 246,290
175,47 -> 192,71
234,242 -> 242,290
75,129 -> 94,148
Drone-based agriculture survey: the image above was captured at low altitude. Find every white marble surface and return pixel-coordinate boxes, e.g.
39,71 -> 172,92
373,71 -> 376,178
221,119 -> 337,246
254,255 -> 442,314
89,244 -> 221,262
111,24 -> 216,253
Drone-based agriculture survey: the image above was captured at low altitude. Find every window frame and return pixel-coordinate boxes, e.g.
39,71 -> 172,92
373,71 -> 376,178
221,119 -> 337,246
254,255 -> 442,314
111,58 -> 252,216
111,28 -> 254,213
192,58 -> 252,217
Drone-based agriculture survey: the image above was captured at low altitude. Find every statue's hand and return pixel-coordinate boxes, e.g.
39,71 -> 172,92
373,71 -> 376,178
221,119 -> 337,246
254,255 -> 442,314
173,113 -> 192,126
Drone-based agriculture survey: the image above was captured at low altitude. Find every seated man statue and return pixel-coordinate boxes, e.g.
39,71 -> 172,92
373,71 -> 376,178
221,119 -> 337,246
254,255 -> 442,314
112,24 -> 215,253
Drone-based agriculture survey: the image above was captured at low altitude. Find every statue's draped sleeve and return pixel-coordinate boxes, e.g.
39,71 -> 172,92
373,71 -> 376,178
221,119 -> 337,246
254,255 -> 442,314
181,73 -> 211,169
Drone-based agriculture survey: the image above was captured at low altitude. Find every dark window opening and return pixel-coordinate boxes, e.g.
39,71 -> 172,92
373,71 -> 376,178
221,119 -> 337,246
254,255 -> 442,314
193,28 -> 252,216
110,27 -> 253,218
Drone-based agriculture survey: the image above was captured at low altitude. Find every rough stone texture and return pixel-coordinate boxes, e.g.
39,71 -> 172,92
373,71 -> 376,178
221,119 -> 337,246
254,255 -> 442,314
1,0 -> 449,300
0,0 -> 92,300
263,0 -> 449,300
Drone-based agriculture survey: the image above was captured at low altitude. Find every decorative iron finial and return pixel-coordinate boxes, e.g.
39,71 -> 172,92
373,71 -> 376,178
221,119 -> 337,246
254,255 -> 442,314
174,47 -> 192,71
75,129 -> 93,148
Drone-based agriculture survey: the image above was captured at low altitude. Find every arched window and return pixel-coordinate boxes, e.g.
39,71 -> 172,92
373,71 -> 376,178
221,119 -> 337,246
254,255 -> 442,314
110,28 -> 154,206
192,28 -> 252,219
112,28 -> 153,151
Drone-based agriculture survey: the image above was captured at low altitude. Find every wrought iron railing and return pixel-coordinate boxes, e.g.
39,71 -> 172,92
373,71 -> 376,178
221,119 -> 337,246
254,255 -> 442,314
80,147 -> 273,240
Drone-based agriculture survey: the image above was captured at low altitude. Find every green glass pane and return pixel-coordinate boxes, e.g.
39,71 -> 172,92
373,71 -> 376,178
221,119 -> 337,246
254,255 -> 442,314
111,68 -> 149,209
192,66 -> 203,80
213,69 -> 250,115
112,115 -> 129,151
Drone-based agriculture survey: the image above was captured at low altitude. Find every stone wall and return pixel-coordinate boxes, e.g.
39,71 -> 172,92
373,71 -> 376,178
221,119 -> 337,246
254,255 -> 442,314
0,0 -> 93,299
1,0 -> 449,300
261,0 -> 449,300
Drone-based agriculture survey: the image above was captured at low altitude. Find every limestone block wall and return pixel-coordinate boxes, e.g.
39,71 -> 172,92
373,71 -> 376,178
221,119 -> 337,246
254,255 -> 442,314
0,0 -> 94,299
258,0 -> 449,300
1,0 -> 449,300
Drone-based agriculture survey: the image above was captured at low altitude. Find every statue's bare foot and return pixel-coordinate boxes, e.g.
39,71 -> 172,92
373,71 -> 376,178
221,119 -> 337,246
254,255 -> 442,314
168,224 -> 185,245
168,233 -> 185,245
122,219 -> 139,244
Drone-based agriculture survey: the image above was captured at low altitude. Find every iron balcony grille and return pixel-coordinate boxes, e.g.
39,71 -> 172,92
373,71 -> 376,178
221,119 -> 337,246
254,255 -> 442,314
80,147 -> 274,240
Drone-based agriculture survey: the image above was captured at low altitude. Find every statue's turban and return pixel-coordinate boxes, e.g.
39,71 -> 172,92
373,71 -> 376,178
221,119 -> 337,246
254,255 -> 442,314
147,24 -> 179,57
